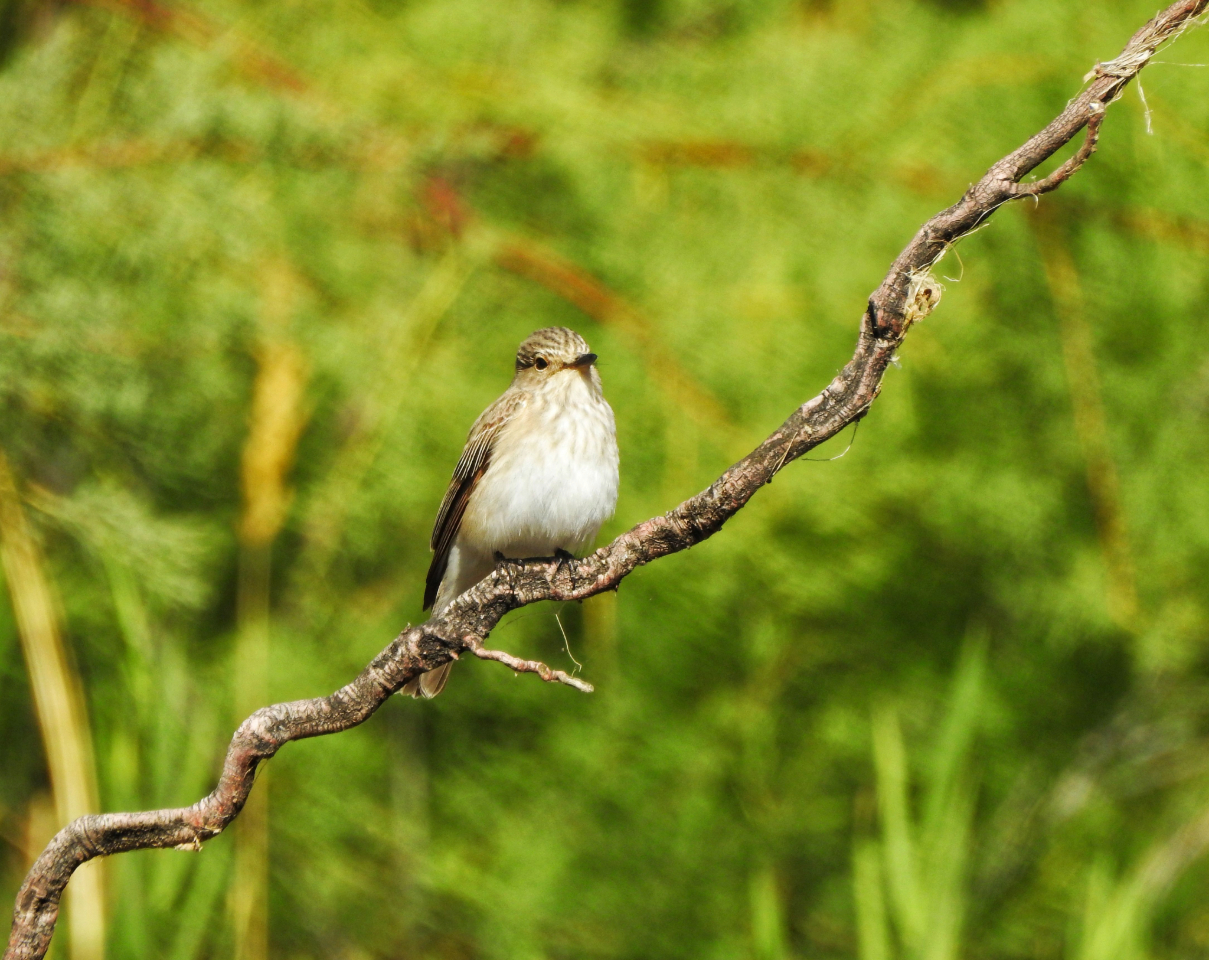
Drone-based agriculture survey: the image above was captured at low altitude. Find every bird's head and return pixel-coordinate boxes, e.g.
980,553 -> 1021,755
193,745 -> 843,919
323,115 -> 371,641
513,327 -> 600,390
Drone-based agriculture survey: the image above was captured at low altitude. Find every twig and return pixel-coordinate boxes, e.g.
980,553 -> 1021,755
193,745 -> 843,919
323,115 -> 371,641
1010,107 -> 1105,197
6,2 -> 1206,958
464,636 -> 595,693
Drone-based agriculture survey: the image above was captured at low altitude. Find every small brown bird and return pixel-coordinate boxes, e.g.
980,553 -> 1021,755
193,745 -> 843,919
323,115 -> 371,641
403,327 -> 619,698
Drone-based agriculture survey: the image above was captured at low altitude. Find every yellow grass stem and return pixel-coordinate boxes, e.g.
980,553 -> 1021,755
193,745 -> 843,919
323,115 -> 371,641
231,261 -> 309,960
0,450 -> 106,960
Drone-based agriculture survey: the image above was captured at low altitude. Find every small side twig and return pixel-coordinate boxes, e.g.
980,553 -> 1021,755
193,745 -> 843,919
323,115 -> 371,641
463,636 -> 596,693
1011,107 -> 1106,197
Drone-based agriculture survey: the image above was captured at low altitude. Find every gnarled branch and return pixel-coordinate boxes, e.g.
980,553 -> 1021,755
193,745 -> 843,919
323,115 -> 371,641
7,2 -> 1207,957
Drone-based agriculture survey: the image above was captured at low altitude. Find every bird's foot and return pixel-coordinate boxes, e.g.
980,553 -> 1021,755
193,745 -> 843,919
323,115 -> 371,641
493,551 -> 526,581
551,548 -> 577,587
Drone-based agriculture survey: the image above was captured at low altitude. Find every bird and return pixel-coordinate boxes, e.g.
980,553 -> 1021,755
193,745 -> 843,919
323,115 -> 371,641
402,326 -> 620,699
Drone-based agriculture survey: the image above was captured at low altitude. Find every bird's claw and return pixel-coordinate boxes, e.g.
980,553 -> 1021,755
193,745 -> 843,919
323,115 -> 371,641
493,551 -> 525,581
551,548 -> 577,587
492,550 -> 577,589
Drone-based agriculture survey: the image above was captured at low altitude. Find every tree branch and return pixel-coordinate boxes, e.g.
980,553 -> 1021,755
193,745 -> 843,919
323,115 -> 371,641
7,2 -> 1206,957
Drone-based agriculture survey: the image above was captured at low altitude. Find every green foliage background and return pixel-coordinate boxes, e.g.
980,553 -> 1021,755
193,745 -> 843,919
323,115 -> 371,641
1,0 -> 1209,956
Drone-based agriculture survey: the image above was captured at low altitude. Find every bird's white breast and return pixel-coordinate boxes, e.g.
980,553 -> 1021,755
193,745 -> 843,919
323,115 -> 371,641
459,369 -> 619,560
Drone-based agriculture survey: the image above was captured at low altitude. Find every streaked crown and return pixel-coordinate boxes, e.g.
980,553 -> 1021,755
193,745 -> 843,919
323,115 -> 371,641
515,327 -> 592,370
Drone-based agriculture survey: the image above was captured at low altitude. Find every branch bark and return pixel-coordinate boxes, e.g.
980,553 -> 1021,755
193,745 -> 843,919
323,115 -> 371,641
7,2 -> 1207,957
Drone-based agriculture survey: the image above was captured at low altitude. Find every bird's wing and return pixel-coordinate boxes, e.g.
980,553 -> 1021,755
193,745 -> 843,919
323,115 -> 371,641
424,389 -> 526,610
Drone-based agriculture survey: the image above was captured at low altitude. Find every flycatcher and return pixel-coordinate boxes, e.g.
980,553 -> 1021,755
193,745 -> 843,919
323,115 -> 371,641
403,327 -> 620,698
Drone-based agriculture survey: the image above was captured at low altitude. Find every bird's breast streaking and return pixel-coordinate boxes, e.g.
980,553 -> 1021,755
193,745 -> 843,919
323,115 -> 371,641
460,365 -> 618,560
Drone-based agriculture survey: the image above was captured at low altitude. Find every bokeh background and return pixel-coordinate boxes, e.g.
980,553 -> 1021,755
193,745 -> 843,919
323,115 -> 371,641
1,0 -> 1209,957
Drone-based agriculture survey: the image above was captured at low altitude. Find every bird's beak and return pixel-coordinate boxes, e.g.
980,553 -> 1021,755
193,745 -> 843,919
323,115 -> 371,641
572,352 -> 598,368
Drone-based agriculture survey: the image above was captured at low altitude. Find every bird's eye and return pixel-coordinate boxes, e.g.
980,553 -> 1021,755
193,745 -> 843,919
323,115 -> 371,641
535,357 -> 548,370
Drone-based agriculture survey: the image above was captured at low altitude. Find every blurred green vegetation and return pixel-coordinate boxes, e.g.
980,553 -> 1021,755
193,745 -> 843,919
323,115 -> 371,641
1,0 -> 1209,957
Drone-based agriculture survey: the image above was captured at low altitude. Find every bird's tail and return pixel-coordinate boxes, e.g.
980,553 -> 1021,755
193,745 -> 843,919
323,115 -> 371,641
401,546 -> 493,699
401,661 -> 453,699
